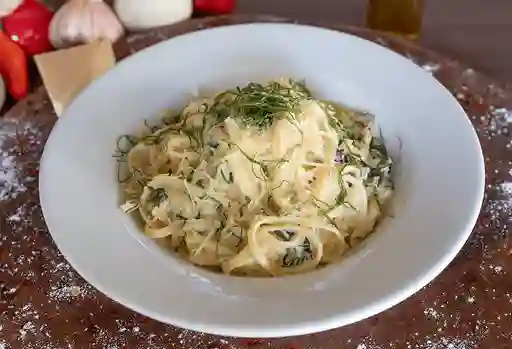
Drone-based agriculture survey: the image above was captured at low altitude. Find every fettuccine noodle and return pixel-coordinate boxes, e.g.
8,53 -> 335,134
117,79 -> 394,277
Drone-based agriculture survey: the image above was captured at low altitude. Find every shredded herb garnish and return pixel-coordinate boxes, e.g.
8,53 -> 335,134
219,169 -> 234,183
282,237 -> 313,267
206,80 -> 312,130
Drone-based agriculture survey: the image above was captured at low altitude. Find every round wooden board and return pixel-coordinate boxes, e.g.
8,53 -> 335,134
1,15 -> 512,349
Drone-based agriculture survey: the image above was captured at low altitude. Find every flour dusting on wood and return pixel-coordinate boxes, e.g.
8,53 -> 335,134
2,29 -> 512,349
0,118 -> 40,202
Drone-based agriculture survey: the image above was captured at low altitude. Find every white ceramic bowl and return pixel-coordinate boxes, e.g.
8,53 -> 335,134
39,23 -> 485,338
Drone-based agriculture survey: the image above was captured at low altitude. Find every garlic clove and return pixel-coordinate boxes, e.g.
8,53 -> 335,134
48,3 -> 70,48
0,0 -> 22,18
83,0 -> 124,43
114,0 -> 193,31
49,0 -> 125,49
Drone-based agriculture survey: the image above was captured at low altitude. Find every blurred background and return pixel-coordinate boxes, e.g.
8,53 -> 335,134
243,0 -> 512,82
43,0 -> 512,81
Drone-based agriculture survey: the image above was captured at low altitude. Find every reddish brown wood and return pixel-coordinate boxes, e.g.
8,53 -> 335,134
1,15 -> 511,349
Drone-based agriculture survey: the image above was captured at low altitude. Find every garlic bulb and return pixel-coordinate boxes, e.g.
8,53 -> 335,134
0,0 -> 22,18
114,0 -> 193,31
49,0 -> 125,49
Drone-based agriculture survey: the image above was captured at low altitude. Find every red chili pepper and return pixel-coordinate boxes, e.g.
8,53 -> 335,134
194,0 -> 236,15
1,0 -> 53,55
0,27 -> 29,100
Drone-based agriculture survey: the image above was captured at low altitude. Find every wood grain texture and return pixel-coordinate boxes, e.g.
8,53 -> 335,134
1,14 -> 511,349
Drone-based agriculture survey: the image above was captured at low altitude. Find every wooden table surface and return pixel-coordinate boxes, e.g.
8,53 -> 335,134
1,2 -> 512,349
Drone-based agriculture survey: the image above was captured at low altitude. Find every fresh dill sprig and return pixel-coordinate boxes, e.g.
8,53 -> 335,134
206,80 -> 312,130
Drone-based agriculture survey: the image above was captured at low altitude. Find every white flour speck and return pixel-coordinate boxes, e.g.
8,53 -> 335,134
49,285 -> 85,301
14,303 -> 39,322
499,182 -> 512,196
421,337 -> 475,349
487,181 -> 512,223
488,264 -> 504,274
176,329 -> 209,348
492,107 -> 512,123
22,322 -> 35,331
484,106 -> 512,138
475,104 -> 512,145
7,205 -> 26,222
424,307 -> 441,320
353,337 -> 383,349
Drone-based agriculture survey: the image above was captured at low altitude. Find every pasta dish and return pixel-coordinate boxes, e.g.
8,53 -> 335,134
116,79 -> 394,277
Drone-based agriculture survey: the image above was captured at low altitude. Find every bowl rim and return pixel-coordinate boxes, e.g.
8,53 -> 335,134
39,22 -> 486,338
